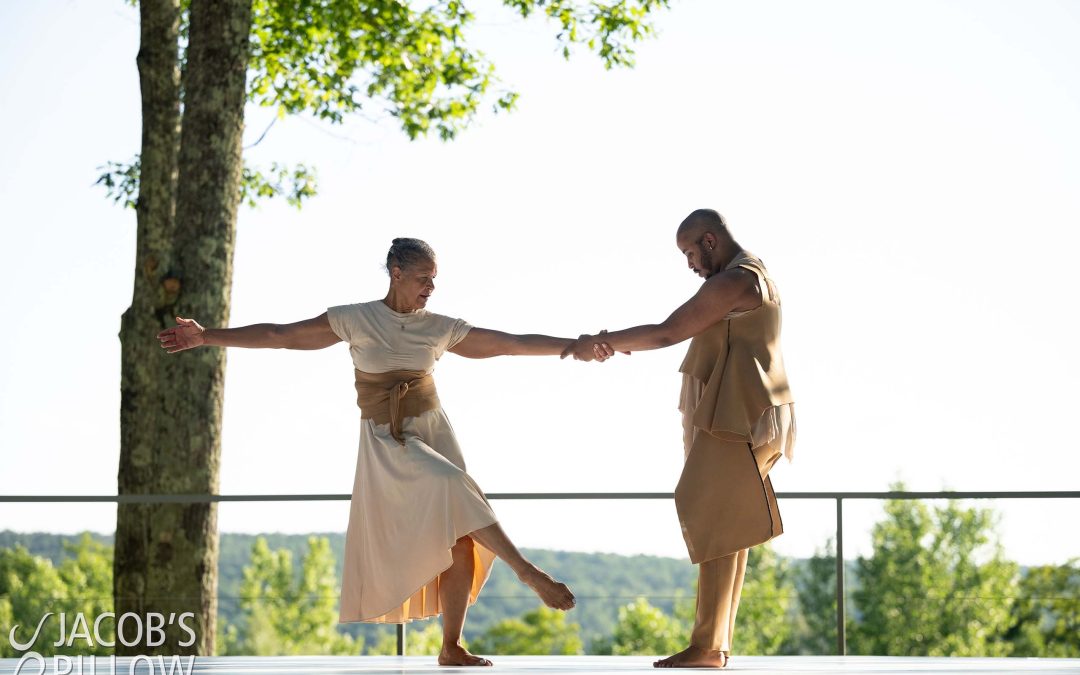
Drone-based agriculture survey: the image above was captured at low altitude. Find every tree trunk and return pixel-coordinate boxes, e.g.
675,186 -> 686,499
115,0 -> 251,656
115,0 -> 183,656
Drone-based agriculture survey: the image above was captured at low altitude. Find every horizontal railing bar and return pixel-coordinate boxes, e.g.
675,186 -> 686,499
1,490 -> 1079,503
779,490 -> 1080,500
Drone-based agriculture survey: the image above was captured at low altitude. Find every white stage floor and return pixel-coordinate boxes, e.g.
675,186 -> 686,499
2,656 -> 1079,674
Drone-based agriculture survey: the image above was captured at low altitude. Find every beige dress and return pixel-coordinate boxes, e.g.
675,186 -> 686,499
327,300 -> 498,623
674,251 -> 796,563
681,381 -> 796,464
679,261 -> 795,464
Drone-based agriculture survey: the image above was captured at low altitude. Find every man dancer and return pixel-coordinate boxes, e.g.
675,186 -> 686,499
563,208 -> 795,668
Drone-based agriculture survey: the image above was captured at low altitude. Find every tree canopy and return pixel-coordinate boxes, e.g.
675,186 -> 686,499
100,0 -> 671,207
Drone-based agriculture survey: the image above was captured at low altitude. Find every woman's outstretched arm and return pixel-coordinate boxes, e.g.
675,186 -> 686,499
449,328 -> 573,359
157,314 -> 341,353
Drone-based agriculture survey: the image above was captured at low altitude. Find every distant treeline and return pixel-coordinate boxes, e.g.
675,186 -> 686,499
0,529 -> 701,648
3,492 -> 1078,657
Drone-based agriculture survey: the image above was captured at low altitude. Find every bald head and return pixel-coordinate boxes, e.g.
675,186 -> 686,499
675,209 -> 738,279
677,208 -> 730,240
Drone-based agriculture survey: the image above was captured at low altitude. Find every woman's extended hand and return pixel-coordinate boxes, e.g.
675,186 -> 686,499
157,316 -> 207,353
559,331 -> 627,362
561,335 -> 598,362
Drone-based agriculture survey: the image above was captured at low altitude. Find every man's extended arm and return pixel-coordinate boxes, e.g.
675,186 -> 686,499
561,267 -> 761,360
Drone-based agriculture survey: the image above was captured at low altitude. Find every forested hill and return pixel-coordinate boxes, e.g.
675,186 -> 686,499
218,532 -> 704,644
8,493 -> 1078,658
1,530 -> 707,644
7,515 -> 1075,658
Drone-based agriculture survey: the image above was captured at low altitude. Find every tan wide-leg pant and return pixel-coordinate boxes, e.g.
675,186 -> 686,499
689,441 -> 784,652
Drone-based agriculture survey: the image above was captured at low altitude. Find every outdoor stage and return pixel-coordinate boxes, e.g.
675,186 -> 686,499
2,655 -> 1079,674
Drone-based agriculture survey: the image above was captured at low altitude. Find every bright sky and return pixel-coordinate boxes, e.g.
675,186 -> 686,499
1,0 -> 1078,567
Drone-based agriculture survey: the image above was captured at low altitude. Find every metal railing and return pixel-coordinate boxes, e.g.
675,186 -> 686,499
3,489 -> 1078,656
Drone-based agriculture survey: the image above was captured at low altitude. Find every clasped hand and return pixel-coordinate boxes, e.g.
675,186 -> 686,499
559,331 -> 624,363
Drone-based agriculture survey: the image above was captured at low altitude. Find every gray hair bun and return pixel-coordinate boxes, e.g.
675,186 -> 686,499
386,238 -> 436,273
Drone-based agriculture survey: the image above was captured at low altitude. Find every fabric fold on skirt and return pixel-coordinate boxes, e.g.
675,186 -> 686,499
338,408 -> 498,623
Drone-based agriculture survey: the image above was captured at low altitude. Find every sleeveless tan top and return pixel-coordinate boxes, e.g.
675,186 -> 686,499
678,250 -> 795,458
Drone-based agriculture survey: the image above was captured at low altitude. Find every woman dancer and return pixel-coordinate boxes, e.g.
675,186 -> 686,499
157,238 -> 575,666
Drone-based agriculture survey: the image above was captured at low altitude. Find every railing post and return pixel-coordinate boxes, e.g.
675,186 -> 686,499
835,497 -> 846,656
397,623 -> 406,656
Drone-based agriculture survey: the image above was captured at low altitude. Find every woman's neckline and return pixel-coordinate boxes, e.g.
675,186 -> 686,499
377,298 -> 424,317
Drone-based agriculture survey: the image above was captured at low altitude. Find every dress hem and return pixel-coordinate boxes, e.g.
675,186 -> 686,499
337,514 -> 499,624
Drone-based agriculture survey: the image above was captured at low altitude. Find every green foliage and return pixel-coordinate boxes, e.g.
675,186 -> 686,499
365,629 -> 397,655
470,606 -> 583,655
732,545 -> 794,655
8,521 -> 1077,658
0,598 -> 13,654
792,540 -> 839,655
249,0 -> 498,139
54,534 -> 115,651
94,160 -> 141,209
0,534 -> 113,657
220,536 -> 358,656
367,620 -> 444,655
1006,560 -> 1080,657
0,544 -> 66,657
849,485 -> 1020,656
95,157 -> 318,211
463,550 -> 697,648
503,0 -> 670,66
99,0 -> 667,209
593,545 -> 793,656
246,0 -> 668,137
240,162 -> 318,209
593,597 -> 686,655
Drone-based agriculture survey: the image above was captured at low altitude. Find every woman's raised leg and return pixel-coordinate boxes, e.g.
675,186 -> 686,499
468,522 -> 576,610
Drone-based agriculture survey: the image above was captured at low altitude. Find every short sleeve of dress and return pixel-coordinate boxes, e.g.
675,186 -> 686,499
326,304 -> 357,345
446,317 -> 472,350
433,315 -> 472,360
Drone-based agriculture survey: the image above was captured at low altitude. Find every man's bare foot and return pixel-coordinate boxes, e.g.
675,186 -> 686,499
653,645 -> 727,668
519,566 -> 576,610
438,643 -> 492,667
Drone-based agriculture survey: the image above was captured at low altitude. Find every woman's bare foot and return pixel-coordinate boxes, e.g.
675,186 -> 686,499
519,566 -> 576,610
438,643 -> 492,667
653,645 -> 727,668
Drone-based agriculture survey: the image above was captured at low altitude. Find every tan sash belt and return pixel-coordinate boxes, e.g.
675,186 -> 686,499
353,369 -> 441,444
